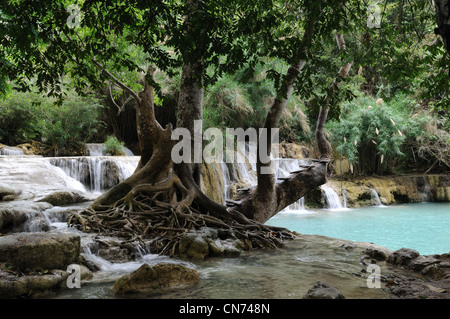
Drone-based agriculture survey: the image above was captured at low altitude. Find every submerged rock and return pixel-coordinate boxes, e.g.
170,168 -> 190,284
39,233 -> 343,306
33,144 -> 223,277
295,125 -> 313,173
113,263 -> 199,295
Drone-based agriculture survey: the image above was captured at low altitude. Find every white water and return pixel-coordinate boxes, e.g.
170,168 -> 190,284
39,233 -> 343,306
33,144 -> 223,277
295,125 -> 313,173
0,146 -> 24,155
49,156 -> 139,193
320,185 -> 344,209
220,143 -> 311,213
370,188 -> 384,206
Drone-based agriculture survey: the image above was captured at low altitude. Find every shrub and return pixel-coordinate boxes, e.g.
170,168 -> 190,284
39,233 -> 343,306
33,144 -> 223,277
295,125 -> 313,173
327,95 -> 413,175
104,136 -> 125,156
0,90 -> 105,155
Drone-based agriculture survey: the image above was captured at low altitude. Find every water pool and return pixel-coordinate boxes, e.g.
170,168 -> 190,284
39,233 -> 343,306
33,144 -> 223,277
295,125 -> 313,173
266,202 -> 450,255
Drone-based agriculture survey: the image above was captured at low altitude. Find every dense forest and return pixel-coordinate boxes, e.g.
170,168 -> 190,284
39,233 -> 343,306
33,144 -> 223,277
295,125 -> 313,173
0,0 -> 449,249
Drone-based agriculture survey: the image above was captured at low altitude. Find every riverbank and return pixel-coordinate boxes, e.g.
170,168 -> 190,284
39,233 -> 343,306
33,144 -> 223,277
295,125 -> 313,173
303,174 -> 450,209
0,152 -> 449,299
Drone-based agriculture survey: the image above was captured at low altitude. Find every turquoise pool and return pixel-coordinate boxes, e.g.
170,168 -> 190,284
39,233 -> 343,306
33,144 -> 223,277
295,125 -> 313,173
266,202 -> 450,255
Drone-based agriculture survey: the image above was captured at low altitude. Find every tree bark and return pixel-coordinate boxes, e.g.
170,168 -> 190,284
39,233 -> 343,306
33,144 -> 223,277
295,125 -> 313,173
434,0 -> 450,55
315,31 -> 352,160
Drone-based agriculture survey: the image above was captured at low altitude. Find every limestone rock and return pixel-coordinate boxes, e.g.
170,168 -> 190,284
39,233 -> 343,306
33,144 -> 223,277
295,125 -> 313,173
37,190 -> 91,206
387,248 -> 420,267
362,244 -> 393,261
113,263 -> 199,294
0,232 -> 81,272
179,227 -> 243,259
0,201 -> 52,233
303,281 -> 345,299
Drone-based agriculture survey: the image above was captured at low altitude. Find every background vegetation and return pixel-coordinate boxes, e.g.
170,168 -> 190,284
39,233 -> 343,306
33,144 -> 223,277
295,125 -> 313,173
0,0 -> 448,174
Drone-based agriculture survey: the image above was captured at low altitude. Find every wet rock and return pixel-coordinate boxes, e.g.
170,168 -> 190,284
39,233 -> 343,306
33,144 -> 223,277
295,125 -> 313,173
98,246 -> 133,263
408,255 -> 440,272
0,264 -> 92,297
0,232 -> 81,272
179,232 -> 210,259
303,281 -> 345,299
0,201 -> 52,233
0,270 -> 66,298
0,184 -> 20,201
37,190 -> 91,206
179,227 -> 244,259
362,244 -> 393,261
387,248 -> 420,267
113,263 -> 199,295
421,264 -> 445,280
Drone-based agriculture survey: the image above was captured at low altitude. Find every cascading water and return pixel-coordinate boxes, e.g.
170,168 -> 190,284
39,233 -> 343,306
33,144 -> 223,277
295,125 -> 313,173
220,143 -> 310,212
0,146 -> 24,155
320,185 -> 344,209
49,156 -> 139,193
370,188 -> 384,206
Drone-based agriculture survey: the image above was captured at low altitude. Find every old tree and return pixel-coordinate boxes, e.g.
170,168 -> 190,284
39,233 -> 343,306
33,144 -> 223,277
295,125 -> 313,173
1,0 -> 448,255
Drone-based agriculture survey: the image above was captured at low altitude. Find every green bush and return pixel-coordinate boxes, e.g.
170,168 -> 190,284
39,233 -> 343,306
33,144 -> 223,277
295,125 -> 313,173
0,91 -> 41,145
327,94 -> 417,175
0,90 -> 104,155
104,136 -> 125,156
203,60 -> 312,144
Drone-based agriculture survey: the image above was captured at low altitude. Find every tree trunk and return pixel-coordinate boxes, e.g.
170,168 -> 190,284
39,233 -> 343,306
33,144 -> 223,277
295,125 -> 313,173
69,7 -> 335,255
434,0 -> 450,55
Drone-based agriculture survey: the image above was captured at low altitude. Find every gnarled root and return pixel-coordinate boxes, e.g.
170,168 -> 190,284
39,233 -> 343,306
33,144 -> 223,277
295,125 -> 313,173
68,169 -> 295,257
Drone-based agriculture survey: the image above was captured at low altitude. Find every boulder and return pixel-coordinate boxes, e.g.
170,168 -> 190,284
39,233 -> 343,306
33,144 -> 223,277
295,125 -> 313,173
179,227 -> 244,259
0,264 -> 92,298
0,232 -> 81,272
37,190 -> 91,206
179,232 -> 210,259
113,263 -> 199,295
387,248 -> 420,267
362,244 -> 393,261
303,281 -> 345,299
0,184 -> 20,201
0,201 -> 52,233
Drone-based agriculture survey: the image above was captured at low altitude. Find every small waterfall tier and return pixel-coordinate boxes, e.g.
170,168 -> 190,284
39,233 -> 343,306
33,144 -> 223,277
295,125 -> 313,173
320,185 -> 344,209
49,156 -> 139,193
0,146 -> 25,155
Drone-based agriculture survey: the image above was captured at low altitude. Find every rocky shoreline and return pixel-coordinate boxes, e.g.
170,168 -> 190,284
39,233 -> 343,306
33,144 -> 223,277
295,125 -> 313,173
0,226 -> 449,299
0,152 -> 448,299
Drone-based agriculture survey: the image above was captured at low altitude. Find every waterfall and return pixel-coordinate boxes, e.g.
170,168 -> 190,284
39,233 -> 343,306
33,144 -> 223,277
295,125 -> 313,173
49,156 -> 139,193
0,146 -> 24,155
220,143 -> 311,212
342,189 -> 348,208
320,185 -> 343,209
370,189 -> 384,206
220,162 -> 232,203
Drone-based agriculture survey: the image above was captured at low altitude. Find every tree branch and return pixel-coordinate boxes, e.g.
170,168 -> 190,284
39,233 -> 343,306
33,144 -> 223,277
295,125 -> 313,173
91,58 -> 141,104
256,18 -> 314,196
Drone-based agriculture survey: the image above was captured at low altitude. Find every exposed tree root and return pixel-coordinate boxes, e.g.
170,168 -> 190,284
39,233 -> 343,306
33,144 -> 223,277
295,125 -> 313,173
68,170 -> 296,258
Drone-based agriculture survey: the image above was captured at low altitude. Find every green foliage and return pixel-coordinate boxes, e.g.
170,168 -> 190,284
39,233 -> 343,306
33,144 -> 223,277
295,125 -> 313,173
328,94 -> 417,174
0,90 -> 104,154
203,59 -> 312,144
0,90 -> 41,145
104,136 -> 125,156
